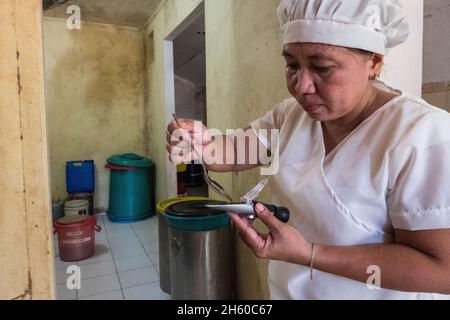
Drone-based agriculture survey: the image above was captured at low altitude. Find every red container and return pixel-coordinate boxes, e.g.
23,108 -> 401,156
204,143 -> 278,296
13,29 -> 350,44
54,215 -> 102,262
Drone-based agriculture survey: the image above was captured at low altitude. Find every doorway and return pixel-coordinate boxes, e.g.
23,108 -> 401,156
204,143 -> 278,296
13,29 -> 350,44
164,3 -> 208,198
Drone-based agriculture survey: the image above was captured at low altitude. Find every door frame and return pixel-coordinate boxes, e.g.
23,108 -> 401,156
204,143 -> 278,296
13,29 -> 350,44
163,2 -> 205,197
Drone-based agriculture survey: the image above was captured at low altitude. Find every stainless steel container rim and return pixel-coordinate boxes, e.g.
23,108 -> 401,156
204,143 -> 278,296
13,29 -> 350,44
165,200 -> 229,218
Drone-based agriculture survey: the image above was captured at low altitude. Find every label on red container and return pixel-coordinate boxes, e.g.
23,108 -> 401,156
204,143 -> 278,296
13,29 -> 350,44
63,237 -> 91,244
66,231 -> 83,237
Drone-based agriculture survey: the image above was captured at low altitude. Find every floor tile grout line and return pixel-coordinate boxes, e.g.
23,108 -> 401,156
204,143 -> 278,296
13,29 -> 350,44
145,217 -> 160,274
78,288 -> 121,300
131,219 -> 159,272
77,256 -> 114,267
113,264 -> 155,273
80,279 -> 161,300
101,215 -> 126,301
120,279 -> 160,292
75,264 -> 78,300
110,241 -> 151,261
119,278 -> 161,292
110,217 -> 158,299
62,215 -> 160,300
76,274 -> 159,299
57,264 -> 158,286
74,214 -> 94,301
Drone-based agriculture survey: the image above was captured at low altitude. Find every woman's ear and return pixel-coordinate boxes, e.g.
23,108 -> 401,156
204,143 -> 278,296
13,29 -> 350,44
370,54 -> 384,80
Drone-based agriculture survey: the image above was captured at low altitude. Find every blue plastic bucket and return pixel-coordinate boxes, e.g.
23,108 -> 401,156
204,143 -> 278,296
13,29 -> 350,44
66,160 -> 95,194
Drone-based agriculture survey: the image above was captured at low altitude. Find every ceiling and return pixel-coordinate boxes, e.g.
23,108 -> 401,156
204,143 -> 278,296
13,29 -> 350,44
43,0 -> 162,27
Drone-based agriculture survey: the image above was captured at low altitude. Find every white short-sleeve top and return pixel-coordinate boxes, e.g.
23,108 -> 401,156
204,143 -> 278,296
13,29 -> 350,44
251,82 -> 450,300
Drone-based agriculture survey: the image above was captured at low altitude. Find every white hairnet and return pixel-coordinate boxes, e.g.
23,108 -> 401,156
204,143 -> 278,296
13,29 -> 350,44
277,0 -> 410,55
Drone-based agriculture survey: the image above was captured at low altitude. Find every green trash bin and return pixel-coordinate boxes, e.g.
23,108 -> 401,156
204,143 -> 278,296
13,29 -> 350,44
105,153 -> 155,223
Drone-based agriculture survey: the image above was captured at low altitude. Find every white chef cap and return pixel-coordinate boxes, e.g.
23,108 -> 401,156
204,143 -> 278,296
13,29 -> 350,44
277,0 -> 409,55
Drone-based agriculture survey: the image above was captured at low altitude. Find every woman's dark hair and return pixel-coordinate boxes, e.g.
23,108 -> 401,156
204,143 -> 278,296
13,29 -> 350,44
348,48 -> 375,58
346,48 -> 382,79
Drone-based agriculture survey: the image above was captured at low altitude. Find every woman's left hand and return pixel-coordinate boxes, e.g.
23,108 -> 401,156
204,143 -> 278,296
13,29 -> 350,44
229,203 -> 312,266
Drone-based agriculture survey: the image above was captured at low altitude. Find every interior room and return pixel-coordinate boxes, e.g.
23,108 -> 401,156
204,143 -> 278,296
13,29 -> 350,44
422,1 -> 450,112
2,0 -> 450,301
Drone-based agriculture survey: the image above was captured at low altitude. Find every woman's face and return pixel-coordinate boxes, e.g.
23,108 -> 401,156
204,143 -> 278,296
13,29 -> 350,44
283,43 -> 375,122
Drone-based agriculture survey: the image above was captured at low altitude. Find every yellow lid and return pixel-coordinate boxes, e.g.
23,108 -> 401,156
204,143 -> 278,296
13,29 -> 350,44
177,164 -> 187,173
156,197 -> 209,214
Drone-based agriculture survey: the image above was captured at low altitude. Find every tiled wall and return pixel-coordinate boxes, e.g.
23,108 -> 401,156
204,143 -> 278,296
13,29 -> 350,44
422,83 -> 450,113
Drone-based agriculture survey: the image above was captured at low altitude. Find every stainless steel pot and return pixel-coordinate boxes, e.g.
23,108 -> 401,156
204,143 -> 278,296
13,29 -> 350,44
169,225 -> 233,300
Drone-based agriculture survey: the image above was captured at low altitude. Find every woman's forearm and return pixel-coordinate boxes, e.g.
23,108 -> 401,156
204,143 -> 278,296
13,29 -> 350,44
312,243 -> 450,294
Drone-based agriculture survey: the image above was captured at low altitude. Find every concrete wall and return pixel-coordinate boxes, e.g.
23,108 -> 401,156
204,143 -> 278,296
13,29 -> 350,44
175,76 -> 197,119
423,0 -> 450,84
206,0 -> 289,299
422,0 -> 450,113
0,0 -> 54,299
174,76 -> 205,121
43,18 -> 147,209
143,0 -> 204,203
423,89 -> 450,113
145,0 -> 286,299
382,0 -> 423,96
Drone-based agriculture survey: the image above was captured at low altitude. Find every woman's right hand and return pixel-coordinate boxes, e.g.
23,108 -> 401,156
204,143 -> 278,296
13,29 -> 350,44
166,118 -> 212,164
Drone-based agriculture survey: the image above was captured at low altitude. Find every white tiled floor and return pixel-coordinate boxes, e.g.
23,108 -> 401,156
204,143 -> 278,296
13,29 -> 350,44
54,214 -> 171,300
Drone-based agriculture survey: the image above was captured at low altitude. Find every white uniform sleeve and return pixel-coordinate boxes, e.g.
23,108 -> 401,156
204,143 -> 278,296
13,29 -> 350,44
250,99 -> 290,149
388,111 -> 450,231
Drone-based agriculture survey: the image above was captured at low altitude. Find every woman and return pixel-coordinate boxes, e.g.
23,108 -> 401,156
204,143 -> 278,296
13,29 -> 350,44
167,0 -> 450,299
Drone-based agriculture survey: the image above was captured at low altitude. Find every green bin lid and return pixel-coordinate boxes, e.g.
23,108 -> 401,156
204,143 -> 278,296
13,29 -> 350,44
107,153 -> 154,168
165,200 -> 228,217
164,200 -> 230,231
